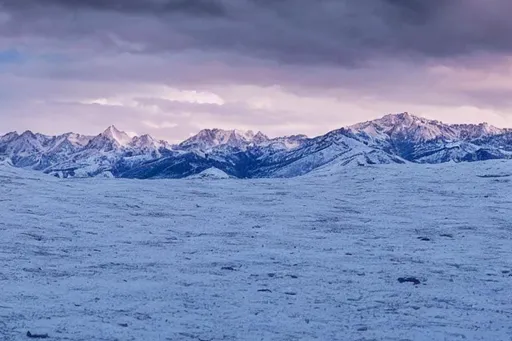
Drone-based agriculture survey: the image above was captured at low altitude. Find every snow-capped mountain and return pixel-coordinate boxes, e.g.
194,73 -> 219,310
348,112 -> 505,143
102,125 -> 132,146
85,125 -> 132,151
0,130 -> 92,169
1,112 -> 511,179
180,128 -> 270,151
346,112 -> 510,162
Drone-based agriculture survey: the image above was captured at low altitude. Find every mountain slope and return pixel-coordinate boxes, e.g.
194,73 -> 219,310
1,113 -> 511,179
347,112 -> 510,162
180,129 -> 270,152
186,167 -> 233,179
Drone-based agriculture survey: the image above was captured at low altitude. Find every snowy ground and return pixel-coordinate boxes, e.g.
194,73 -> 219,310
1,161 -> 512,341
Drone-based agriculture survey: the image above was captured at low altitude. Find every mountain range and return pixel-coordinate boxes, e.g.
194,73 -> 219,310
1,112 -> 511,179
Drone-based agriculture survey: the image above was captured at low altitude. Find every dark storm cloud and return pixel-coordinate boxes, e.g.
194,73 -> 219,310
0,0 -> 226,16
1,0 -> 512,66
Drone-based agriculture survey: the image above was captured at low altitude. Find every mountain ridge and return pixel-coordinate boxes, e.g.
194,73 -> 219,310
2,112 -> 511,178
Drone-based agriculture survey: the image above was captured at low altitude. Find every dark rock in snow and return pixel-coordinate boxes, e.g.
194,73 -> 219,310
26,331 -> 49,339
440,233 -> 454,238
398,277 -> 421,285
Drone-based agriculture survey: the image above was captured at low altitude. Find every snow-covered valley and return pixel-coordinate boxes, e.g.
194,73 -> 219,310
1,161 -> 512,340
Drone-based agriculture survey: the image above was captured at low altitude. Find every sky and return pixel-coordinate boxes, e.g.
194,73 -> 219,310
1,0 -> 512,142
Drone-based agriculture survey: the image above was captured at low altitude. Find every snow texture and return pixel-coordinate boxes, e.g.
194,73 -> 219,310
1,161 -> 512,340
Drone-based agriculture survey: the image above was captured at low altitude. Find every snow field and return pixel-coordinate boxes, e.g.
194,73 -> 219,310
1,161 -> 511,340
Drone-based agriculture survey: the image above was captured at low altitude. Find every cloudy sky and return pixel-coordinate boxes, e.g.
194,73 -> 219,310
1,0 -> 512,141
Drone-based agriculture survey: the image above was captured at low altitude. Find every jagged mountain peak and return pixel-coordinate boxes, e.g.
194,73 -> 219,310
19,130 -> 37,139
451,122 -> 504,139
254,131 -> 268,138
102,125 -> 120,133
81,125 -> 135,152
132,133 -> 155,143
62,132 -> 93,147
181,128 -> 270,151
100,125 -> 133,146
129,134 -> 162,150
2,113 -> 512,179
14,130 -> 53,148
349,112 -> 506,143
357,112 -> 434,128
348,112 -> 440,143
195,128 -> 260,139
0,131 -> 20,143
381,111 -> 416,121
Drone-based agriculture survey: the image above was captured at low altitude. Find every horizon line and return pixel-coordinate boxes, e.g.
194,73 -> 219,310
1,111 -> 510,143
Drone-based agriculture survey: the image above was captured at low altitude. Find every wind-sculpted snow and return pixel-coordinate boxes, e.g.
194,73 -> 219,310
1,161 -> 512,340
